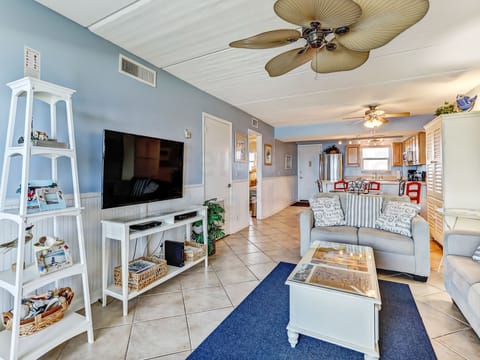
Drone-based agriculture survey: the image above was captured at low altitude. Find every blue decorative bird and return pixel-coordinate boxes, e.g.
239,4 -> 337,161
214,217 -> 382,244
456,94 -> 477,112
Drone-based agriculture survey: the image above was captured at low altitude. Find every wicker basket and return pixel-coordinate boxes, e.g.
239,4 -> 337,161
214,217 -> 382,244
2,287 -> 74,336
114,256 -> 167,291
184,241 -> 206,261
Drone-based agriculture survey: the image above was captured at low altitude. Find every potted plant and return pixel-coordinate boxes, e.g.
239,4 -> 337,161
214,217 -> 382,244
191,198 -> 225,255
435,101 -> 458,116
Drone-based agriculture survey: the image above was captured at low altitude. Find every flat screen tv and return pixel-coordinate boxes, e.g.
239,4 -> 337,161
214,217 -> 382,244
102,129 -> 184,209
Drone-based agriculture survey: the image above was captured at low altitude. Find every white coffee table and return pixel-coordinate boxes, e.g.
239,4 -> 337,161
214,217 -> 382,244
286,240 -> 381,360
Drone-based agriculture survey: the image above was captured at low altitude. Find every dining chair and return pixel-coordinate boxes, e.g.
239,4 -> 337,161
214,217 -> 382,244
368,181 -> 381,191
406,181 -> 421,204
398,180 -> 406,196
333,179 -> 348,191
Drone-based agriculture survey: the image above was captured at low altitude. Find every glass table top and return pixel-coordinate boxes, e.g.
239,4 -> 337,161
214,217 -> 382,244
287,240 -> 380,300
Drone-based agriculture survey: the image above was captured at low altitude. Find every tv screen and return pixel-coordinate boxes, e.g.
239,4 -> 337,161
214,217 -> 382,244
102,129 -> 184,209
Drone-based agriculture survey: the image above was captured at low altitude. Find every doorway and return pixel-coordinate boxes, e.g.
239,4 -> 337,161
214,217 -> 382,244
248,130 -> 262,219
203,113 -> 232,235
297,144 -> 322,201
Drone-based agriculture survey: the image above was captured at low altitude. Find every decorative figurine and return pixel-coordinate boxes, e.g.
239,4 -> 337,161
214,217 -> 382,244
456,94 -> 477,112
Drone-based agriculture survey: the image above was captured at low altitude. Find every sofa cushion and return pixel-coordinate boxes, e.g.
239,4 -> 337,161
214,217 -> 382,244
311,226 -> 358,245
358,227 -> 414,255
473,245 -> 480,263
345,193 -> 383,228
375,201 -> 420,237
381,194 -> 411,212
310,196 -> 345,227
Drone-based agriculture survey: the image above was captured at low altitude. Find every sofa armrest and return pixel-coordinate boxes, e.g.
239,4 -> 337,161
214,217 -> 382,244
444,231 -> 480,257
299,209 -> 314,256
411,215 -> 430,277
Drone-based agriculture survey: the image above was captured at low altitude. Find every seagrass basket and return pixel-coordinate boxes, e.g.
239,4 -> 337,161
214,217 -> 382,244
114,256 -> 167,291
2,287 -> 74,336
184,241 -> 206,261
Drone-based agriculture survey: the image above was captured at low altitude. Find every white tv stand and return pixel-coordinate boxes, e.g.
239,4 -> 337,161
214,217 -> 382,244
101,205 -> 208,316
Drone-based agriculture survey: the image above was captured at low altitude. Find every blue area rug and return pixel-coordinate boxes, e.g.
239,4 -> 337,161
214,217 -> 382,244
188,262 -> 436,360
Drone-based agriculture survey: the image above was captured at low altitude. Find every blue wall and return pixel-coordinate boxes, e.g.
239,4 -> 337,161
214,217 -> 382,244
0,0 -> 284,196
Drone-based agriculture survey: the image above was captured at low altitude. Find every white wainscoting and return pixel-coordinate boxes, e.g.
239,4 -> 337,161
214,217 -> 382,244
0,185 -> 203,313
230,180 -> 250,234
259,176 -> 297,219
0,178 -> 296,313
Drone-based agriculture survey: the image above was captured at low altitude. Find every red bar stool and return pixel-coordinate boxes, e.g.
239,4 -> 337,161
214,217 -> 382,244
333,180 -> 348,191
368,181 -> 381,191
406,181 -> 421,204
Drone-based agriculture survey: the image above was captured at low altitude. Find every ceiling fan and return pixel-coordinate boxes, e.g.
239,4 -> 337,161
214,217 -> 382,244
229,0 -> 429,77
346,105 -> 411,128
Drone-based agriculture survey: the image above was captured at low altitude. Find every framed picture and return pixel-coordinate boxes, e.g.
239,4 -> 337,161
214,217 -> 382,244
264,144 -> 273,166
234,131 -> 247,162
35,242 -> 72,275
285,154 -> 293,169
35,186 -> 66,211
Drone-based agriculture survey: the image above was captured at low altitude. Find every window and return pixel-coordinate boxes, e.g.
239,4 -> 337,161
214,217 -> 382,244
361,146 -> 391,171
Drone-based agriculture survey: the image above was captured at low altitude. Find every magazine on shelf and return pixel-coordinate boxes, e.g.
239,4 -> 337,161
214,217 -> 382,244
128,259 -> 155,274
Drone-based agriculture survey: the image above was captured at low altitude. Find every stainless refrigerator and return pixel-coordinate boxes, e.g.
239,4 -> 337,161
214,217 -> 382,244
320,153 -> 343,181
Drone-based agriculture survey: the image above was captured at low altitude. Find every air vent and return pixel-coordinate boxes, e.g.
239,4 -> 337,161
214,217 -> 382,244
119,54 -> 156,87
251,118 -> 259,128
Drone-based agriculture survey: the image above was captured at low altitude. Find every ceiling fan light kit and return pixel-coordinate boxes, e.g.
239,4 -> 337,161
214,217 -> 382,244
229,0 -> 429,77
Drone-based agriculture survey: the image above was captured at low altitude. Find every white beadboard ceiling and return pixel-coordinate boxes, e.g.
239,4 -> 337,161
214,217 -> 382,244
36,0 -> 480,136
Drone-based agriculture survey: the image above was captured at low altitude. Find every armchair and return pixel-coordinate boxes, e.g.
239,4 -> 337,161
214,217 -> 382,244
443,231 -> 480,337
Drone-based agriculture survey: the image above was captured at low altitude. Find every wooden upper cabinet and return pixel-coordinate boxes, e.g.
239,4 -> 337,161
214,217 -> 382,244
346,144 -> 360,166
403,132 -> 426,165
416,132 -> 426,165
392,142 -> 403,166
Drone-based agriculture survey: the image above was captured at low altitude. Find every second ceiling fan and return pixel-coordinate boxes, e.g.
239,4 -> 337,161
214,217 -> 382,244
347,105 -> 411,128
229,0 -> 429,77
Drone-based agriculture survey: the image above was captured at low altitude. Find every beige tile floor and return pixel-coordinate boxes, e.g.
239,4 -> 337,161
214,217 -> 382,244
42,206 -> 480,359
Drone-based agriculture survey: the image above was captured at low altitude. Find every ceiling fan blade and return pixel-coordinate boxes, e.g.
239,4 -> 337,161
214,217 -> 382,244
274,0 -> 361,28
229,29 -> 301,49
311,42 -> 369,73
336,0 -> 429,51
265,47 -> 314,77
383,112 -> 411,118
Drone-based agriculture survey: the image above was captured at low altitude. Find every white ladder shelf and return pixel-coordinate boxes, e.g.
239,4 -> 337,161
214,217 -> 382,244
0,77 -> 94,360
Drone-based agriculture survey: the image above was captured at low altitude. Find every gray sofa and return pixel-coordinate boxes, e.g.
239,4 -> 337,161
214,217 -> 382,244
299,192 -> 430,281
443,231 -> 480,337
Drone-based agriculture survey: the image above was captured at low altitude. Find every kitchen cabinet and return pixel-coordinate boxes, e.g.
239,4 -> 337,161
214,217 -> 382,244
416,132 -> 426,165
345,144 -> 360,166
392,142 -> 403,166
424,112 -> 480,245
403,132 -> 426,166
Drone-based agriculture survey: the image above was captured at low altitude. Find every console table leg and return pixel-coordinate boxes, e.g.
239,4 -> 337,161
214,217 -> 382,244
287,329 -> 299,348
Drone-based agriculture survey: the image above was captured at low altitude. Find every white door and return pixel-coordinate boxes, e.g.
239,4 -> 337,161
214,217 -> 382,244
203,113 -> 232,234
298,144 -> 322,200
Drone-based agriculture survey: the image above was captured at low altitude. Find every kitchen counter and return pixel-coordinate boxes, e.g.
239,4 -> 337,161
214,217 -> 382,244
320,179 -> 427,218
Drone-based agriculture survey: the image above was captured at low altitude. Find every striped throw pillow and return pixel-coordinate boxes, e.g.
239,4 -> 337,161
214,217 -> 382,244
310,196 -> 346,227
375,201 -> 420,237
473,246 -> 480,263
345,193 -> 383,228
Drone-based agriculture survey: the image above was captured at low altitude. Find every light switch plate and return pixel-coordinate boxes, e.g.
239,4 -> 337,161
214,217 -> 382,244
24,47 -> 41,79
